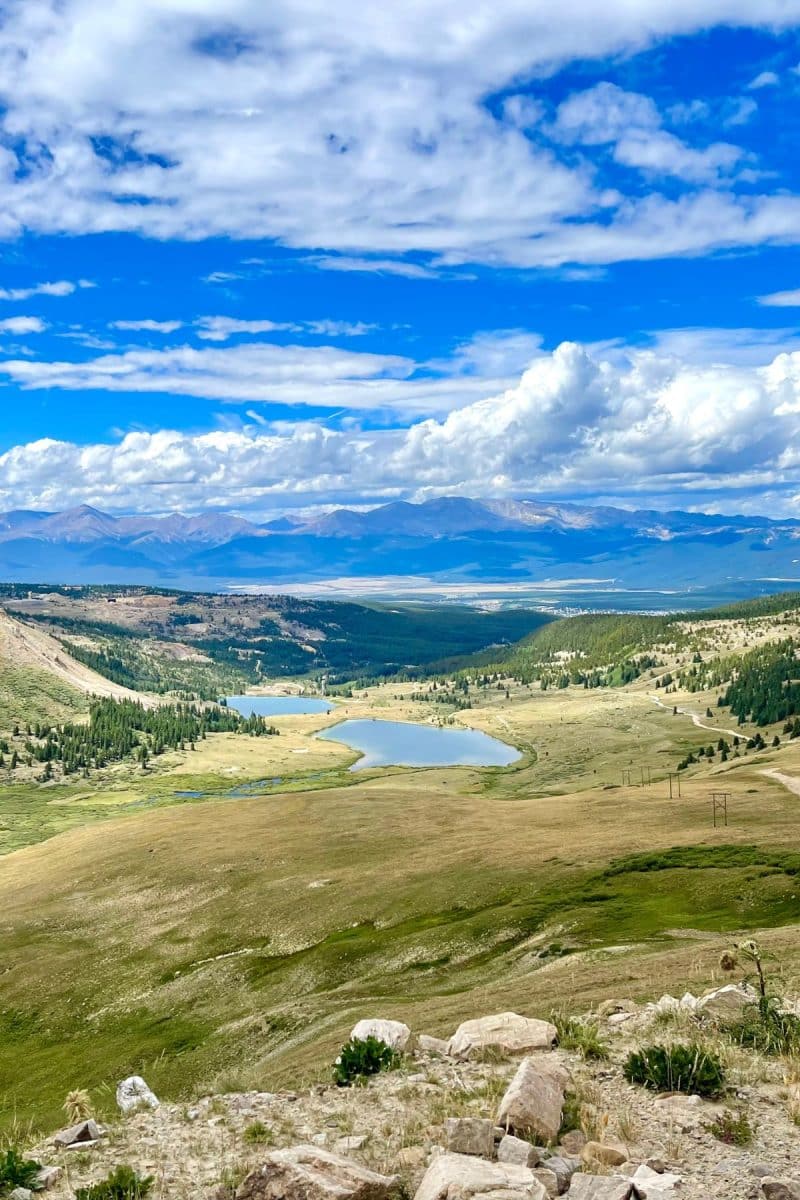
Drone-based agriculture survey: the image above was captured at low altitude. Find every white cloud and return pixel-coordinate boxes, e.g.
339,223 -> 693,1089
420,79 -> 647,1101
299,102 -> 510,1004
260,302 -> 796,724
194,317 -> 300,341
758,288 -> 800,307
748,70 -> 780,89
0,2 -> 792,267
4,342 -> 800,514
110,319 -> 183,333
0,316 -> 46,334
0,280 -> 87,301
306,257 -> 440,279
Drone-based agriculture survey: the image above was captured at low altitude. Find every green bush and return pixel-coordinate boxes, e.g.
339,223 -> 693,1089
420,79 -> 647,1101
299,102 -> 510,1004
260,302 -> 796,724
0,1148 -> 41,1196
333,1036 -> 399,1087
725,1001 -> 800,1057
623,1044 -> 725,1098
552,1012 -> 609,1061
707,1108 -> 755,1146
75,1165 -> 154,1200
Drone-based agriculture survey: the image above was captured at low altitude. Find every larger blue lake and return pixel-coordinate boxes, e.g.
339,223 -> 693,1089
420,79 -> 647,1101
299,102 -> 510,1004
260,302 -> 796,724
317,718 -> 521,771
226,695 -> 333,717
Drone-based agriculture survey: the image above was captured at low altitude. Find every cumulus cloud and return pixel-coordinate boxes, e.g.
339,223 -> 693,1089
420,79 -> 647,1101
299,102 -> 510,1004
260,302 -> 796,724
4,342 -> 800,514
758,288 -> 800,307
748,70 -> 780,89
0,316 -> 46,334
0,2 -> 793,267
0,280 -> 89,301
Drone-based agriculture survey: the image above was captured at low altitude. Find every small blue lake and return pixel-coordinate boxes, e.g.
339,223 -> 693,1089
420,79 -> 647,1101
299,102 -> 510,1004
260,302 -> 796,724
225,695 -> 333,717
317,718 -> 521,771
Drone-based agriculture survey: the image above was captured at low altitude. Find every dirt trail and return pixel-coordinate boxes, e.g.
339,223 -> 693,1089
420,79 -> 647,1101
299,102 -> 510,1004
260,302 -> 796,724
649,693 -> 739,739
762,767 -> 800,798
0,607 -> 148,704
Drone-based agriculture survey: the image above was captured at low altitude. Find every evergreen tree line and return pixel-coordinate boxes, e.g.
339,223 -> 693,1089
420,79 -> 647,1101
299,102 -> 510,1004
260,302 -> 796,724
719,638 -> 800,727
2,697 -> 277,778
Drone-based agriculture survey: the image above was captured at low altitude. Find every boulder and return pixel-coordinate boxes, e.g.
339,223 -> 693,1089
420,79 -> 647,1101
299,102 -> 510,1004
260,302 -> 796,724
53,1119 -> 103,1148
596,1000 -> 637,1018
445,1118 -> 495,1158
449,1014 -> 557,1060
496,1058 -> 568,1143
558,1133 -> 586,1157
629,1165 -> 682,1196
565,1180 -> 633,1200
762,1182 -> 800,1200
539,1158 -> 580,1196
34,1167 -> 62,1191
414,1153 -> 547,1200
532,1170 -> 559,1199
350,1019 -> 413,1053
581,1143 -> 627,1168
116,1075 -> 160,1114
7,1189 -> 33,1200
697,983 -> 757,1020
497,1135 -> 541,1168
235,1145 -> 400,1200
418,1035 -> 451,1056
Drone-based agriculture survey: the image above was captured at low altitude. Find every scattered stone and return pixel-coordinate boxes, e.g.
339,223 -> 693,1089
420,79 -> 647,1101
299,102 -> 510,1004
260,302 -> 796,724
449,1013 -> 557,1060
533,1169 -> 560,1198
496,1057 -> 569,1143
762,1182 -> 800,1200
581,1141 -> 628,1168
116,1075 -> 160,1114
630,1164 -> 682,1195
559,1132 -> 586,1157
335,1135 -> 368,1154
418,1035 -> 450,1056
445,1117 -> 495,1158
496,1134 -> 541,1167
540,1156 -> 580,1196
596,999 -> 637,1018
397,1147 -> 428,1169
235,1144 -> 401,1200
34,1166 -> 61,1191
414,1152 -> 547,1200
53,1118 -> 104,1148
7,1188 -> 33,1200
607,1013 -> 634,1027
350,1019 -> 413,1053
564,1177 -> 632,1199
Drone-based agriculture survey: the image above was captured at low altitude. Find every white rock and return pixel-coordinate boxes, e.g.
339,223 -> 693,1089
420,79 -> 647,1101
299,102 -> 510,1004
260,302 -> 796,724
418,1034 -> 451,1056
449,1013 -> 556,1060
414,1153 -> 547,1200
630,1164 -> 682,1195
350,1019 -> 413,1053
496,1058 -> 568,1144
697,983 -> 757,1019
497,1135 -> 541,1168
565,1178 -> 633,1199
116,1075 -> 160,1114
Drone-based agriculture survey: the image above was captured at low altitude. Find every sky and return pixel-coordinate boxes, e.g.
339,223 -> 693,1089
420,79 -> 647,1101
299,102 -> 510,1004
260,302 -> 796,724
2,2 -> 800,518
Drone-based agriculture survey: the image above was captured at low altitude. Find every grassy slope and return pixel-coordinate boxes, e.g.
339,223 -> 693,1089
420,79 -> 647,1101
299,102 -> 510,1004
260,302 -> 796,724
2,681 -> 800,1134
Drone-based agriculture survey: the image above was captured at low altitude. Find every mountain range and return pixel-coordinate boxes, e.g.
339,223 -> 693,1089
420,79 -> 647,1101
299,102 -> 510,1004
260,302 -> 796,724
0,498 -> 799,593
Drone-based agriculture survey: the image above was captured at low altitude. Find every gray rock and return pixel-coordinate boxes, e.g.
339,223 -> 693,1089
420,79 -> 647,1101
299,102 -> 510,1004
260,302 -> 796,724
533,1170 -> 559,1198
497,1058 -> 569,1144
7,1189 -> 33,1200
116,1075 -> 160,1114
235,1145 -> 400,1200
449,1013 -> 557,1060
335,1135 -> 369,1154
418,1035 -> 450,1056
34,1167 -> 62,1191
564,1178 -> 633,1199
762,1182 -> 800,1200
445,1118 -> 495,1158
53,1118 -> 103,1148
559,1132 -> 586,1157
540,1157 -> 580,1196
497,1135 -> 541,1168
414,1153 -> 548,1200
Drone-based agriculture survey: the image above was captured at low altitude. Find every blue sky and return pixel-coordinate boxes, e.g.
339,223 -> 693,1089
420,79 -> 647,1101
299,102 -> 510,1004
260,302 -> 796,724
2,4 -> 800,518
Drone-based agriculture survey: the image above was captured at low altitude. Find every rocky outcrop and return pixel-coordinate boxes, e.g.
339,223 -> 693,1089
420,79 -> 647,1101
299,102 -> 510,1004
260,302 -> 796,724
496,1057 -> 568,1143
116,1075 -> 160,1114
235,1145 -> 400,1200
449,1014 -> 557,1060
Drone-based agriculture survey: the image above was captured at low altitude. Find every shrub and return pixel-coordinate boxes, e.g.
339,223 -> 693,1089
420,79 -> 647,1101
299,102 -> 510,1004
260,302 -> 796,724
623,1044 -> 725,1098
333,1036 -> 399,1087
242,1120 -> 274,1145
725,1003 -> 800,1057
551,1012 -> 609,1061
707,1108 -> 755,1146
75,1165 -> 154,1200
0,1148 -> 42,1196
